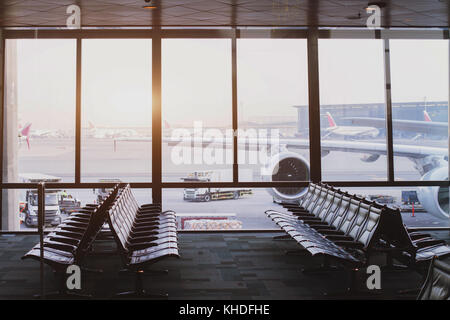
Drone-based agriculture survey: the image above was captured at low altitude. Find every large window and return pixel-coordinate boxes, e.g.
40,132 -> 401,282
1,30 -> 448,231
390,40 -> 449,182
237,39 -> 309,183
81,39 -> 152,182
4,39 -> 76,183
162,39 -> 232,183
343,187 -> 449,228
163,188 -> 279,230
318,39 -> 387,181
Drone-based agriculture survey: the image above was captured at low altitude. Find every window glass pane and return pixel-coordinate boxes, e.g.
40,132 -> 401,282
162,39 -> 232,182
390,40 -> 449,183
343,187 -> 449,228
163,188 -> 279,230
237,39 -> 309,187
81,39 -> 152,183
4,39 -> 76,183
319,39 -> 386,181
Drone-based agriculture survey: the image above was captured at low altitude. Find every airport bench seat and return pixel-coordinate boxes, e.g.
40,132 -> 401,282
106,184 -> 179,298
417,257 -> 450,300
22,186 -> 120,296
269,182 -> 450,272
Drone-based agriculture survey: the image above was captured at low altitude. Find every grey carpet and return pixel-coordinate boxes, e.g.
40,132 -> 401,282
0,232 -> 448,300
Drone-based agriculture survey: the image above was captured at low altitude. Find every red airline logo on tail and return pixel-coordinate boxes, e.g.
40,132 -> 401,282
326,112 -> 337,128
20,123 -> 32,149
423,110 -> 432,122
163,120 -> 171,130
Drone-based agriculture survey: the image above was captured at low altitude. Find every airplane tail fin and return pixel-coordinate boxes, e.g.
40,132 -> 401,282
163,120 -> 171,130
326,112 -> 337,128
21,123 -> 32,137
21,123 -> 32,150
88,121 -> 95,129
423,110 -> 432,122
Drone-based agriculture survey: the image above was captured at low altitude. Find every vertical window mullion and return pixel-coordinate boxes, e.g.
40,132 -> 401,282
232,28 -> 238,184
75,37 -> 82,184
307,28 -> 322,183
152,28 -> 162,205
383,37 -> 395,182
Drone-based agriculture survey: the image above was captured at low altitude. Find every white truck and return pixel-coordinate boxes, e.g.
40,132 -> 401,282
19,173 -> 63,227
182,170 -> 252,202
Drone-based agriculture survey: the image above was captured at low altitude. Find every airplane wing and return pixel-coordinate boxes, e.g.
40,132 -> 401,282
115,135 -> 447,162
343,117 -> 448,136
282,138 -> 447,159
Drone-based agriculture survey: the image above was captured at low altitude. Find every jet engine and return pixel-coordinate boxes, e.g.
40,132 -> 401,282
417,166 -> 449,220
263,152 -> 310,201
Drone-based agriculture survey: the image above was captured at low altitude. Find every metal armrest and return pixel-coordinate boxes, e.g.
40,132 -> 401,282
415,239 -> 446,249
48,236 -> 79,246
43,242 -> 76,253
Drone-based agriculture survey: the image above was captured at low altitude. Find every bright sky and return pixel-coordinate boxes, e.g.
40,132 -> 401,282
7,38 -> 449,130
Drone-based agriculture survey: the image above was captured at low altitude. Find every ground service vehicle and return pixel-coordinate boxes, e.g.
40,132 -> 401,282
58,194 -> 82,214
19,173 -> 63,227
182,170 -> 252,202
94,179 -> 122,203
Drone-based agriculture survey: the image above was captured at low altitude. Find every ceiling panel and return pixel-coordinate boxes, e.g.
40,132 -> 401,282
0,0 -> 448,28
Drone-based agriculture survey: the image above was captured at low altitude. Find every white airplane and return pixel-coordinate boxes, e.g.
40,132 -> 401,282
344,110 -> 448,137
113,119 -> 449,220
29,129 -> 66,139
323,112 -> 379,139
86,121 -> 139,139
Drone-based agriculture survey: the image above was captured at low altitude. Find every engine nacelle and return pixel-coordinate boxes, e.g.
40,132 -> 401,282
417,166 -> 449,220
262,152 -> 310,201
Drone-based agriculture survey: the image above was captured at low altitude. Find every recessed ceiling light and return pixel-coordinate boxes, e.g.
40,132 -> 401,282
143,0 -> 157,9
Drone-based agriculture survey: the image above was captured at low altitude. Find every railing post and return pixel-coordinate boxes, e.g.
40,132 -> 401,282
38,182 -> 45,298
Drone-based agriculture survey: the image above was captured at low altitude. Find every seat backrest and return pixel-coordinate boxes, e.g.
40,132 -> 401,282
299,184 -> 316,207
75,185 -> 119,260
323,191 -> 344,225
330,195 -> 352,231
418,257 -> 450,300
353,205 -> 382,248
333,197 -> 360,235
308,187 -> 328,217
301,184 -> 320,212
344,201 -> 369,238
309,185 -> 323,209
106,185 -> 134,254
316,190 -> 337,220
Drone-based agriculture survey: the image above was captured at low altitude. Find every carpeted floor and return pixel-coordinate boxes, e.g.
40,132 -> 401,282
0,231 -> 448,300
